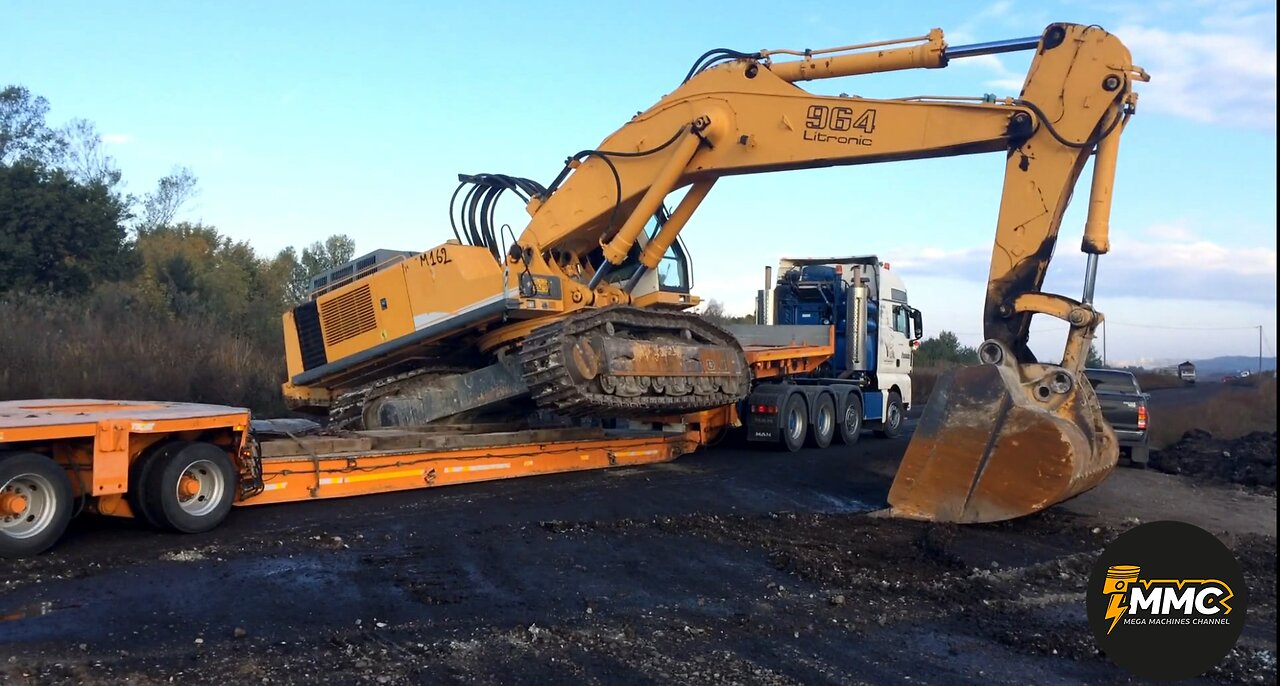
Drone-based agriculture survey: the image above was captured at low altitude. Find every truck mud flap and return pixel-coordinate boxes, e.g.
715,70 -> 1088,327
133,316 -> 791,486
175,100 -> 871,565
888,362 -> 1117,523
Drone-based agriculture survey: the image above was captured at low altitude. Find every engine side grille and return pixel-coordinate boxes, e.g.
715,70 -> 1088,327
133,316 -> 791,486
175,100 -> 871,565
293,301 -> 328,371
319,284 -> 378,347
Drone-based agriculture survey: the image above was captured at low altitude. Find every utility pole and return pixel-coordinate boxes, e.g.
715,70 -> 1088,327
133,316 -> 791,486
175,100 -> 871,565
1260,325 -> 1264,374
1102,318 -> 1108,367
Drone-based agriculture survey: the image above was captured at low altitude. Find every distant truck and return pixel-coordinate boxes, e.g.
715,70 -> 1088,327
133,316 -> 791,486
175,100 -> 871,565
1178,360 -> 1196,385
735,256 -> 923,450
1085,368 -> 1150,467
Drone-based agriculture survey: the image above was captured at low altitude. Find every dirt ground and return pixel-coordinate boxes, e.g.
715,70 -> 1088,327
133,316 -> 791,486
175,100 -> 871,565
1149,430 -> 1277,491
1,427 -> 1276,685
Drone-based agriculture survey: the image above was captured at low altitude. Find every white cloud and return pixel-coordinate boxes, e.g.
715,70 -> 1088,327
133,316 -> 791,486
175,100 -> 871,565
1117,23 -> 1276,129
947,52 -> 1026,93
1143,221 -> 1197,241
951,1 -> 1277,128
101,133 -> 131,145
885,222 -> 1276,305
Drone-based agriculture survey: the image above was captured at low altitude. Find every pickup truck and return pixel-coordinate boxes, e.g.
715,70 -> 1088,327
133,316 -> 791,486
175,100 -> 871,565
1085,368 -> 1150,467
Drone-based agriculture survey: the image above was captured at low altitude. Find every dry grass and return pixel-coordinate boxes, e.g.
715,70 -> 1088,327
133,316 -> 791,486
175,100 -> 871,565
0,289 -> 288,415
1148,377 -> 1278,449
1133,371 -> 1185,391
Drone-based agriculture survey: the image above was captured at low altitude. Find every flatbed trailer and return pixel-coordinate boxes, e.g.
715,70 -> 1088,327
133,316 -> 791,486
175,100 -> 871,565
0,329 -> 836,558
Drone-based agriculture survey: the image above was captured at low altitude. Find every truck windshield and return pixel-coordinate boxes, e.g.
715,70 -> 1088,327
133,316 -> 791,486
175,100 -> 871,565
1086,370 -> 1138,393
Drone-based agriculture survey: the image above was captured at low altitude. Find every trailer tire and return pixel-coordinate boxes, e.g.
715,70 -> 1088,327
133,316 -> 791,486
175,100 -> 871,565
143,442 -> 237,534
874,391 -> 905,439
808,393 -> 836,449
779,393 -> 808,452
0,451 -> 74,559
838,393 -> 863,445
128,441 -> 187,529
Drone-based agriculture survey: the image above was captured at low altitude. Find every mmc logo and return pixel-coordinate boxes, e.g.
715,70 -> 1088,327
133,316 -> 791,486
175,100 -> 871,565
1101,564 -> 1235,634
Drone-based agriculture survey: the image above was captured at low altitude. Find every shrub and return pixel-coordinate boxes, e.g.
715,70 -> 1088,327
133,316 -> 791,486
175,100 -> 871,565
0,288 -> 287,415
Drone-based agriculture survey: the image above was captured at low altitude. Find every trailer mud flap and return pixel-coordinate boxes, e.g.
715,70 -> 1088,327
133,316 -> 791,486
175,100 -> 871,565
888,363 -> 1117,523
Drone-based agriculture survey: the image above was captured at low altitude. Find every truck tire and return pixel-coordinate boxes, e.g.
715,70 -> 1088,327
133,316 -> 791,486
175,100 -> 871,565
128,441 -> 188,529
838,393 -> 863,445
0,451 -> 74,559
874,391 -> 905,439
807,393 -> 836,449
780,393 -> 808,452
142,442 -> 237,534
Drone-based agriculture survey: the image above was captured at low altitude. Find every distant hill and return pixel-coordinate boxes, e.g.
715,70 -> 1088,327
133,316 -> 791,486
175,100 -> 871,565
1111,355 -> 1277,375
1189,356 -> 1277,375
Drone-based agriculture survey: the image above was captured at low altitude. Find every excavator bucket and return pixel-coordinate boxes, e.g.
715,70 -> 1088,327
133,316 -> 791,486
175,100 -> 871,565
888,358 -> 1117,523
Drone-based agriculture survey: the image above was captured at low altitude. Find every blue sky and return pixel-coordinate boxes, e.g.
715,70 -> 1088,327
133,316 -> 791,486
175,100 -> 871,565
6,0 -> 1276,364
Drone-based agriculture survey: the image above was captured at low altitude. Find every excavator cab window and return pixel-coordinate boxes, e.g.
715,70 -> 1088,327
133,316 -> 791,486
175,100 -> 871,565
639,206 -> 691,293
656,237 -> 691,292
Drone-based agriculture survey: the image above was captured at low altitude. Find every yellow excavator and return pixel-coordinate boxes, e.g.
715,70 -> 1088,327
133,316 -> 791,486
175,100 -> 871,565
279,23 -> 1147,523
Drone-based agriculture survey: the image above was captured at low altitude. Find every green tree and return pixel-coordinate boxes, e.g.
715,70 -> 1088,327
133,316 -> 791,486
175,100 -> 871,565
915,330 -> 979,366
61,118 -> 122,188
136,223 -> 286,317
699,299 -> 755,327
0,85 -> 66,166
137,166 -> 199,232
276,235 -> 357,304
1086,342 -> 1104,368
0,162 -> 134,294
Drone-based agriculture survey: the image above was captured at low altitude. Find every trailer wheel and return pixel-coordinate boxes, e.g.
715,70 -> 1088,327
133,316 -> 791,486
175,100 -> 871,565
128,441 -> 187,529
838,393 -> 863,445
807,394 -> 836,449
874,391 -> 905,439
143,442 -> 237,534
780,393 -> 808,452
0,451 -> 74,559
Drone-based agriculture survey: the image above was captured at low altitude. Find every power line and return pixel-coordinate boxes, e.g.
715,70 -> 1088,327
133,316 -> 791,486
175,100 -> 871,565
1105,321 -> 1268,331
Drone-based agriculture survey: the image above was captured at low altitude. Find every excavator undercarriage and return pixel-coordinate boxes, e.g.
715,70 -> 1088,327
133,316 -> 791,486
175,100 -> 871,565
520,307 -> 751,418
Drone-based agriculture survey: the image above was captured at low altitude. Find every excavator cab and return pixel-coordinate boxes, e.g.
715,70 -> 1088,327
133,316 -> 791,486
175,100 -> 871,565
614,207 -> 698,309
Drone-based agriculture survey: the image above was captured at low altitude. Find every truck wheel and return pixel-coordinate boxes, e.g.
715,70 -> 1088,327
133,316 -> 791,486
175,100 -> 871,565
128,441 -> 187,529
0,451 -> 74,559
780,393 -> 808,452
838,393 -> 863,445
807,394 -> 836,449
143,442 -> 237,534
874,391 -> 905,439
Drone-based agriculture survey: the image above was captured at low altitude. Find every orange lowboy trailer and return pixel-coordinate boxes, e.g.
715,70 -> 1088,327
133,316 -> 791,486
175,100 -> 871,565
1,331 -> 833,558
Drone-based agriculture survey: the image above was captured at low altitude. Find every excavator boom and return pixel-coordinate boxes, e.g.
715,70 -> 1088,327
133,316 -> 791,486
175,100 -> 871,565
281,23 -> 1147,523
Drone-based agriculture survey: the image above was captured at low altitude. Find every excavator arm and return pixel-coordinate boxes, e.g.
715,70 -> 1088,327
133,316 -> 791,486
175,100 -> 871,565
511,23 -> 1143,361
498,23 -> 1147,522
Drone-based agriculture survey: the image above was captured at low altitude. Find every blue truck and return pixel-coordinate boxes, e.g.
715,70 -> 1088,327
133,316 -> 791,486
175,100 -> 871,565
730,256 -> 923,451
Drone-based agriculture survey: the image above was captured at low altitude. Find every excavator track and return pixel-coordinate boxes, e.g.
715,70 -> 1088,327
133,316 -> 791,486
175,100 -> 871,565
519,306 -> 750,418
327,365 -> 474,429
